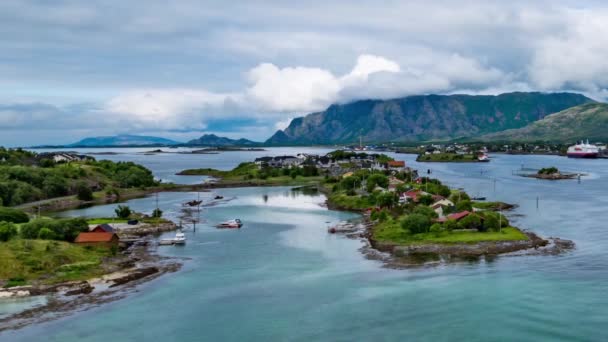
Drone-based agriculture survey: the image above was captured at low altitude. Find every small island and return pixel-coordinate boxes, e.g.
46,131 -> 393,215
522,167 -> 581,180
416,152 -> 489,163
177,150 -> 572,264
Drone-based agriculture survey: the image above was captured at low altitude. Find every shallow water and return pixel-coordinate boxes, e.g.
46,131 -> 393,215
3,149 -> 608,341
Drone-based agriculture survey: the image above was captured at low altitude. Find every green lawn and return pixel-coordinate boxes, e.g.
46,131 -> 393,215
373,218 -> 528,245
0,239 -> 112,286
327,192 -> 374,211
87,218 -> 129,225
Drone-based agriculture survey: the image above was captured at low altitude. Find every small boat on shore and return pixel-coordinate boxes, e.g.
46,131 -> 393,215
216,219 -> 242,229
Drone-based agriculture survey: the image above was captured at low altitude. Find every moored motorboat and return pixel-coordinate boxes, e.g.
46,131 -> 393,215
216,219 -> 243,229
159,231 -> 186,245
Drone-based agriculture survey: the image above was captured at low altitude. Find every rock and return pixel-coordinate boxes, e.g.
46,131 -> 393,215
109,267 -> 159,287
65,282 -> 94,296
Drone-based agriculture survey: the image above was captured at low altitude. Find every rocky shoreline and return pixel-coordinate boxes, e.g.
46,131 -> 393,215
328,215 -> 575,268
0,238 -> 184,332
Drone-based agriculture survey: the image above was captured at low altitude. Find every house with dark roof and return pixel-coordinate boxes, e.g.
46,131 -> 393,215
91,224 -> 115,233
75,232 -> 119,247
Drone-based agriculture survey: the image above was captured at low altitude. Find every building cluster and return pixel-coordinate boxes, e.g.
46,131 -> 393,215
36,152 -> 92,163
254,152 -> 409,176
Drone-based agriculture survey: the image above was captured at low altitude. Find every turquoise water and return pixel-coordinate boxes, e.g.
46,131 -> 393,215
3,149 -> 608,341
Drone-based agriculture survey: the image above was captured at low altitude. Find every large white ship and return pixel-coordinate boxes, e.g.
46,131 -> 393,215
567,140 -> 599,158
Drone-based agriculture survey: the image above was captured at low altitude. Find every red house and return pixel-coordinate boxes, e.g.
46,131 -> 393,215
75,232 -> 119,248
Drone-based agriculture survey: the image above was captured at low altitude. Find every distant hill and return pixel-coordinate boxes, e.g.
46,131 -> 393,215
480,103 -> 608,142
68,135 -> 180,147
185,134 -> 259,147
265,92 -> 593,145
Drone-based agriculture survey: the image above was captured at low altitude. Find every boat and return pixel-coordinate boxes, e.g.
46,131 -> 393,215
214,195 -> 224,200
477,153 -> 490,162
183,200 -> 203,207
567,140 -> 599,158
159,231 -> 186,245
216,219 -> 243,229
472,197 -> 486,201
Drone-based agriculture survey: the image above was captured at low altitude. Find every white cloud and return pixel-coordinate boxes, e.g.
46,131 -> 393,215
245,63 -> 341,113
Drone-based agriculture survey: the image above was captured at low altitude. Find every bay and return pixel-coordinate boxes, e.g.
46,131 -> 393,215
2,148 -> 608,341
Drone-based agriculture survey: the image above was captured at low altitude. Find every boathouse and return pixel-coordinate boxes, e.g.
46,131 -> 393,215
75,232 -> 119,248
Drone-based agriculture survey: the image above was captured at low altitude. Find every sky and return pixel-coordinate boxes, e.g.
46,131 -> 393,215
2,0 -> 608,146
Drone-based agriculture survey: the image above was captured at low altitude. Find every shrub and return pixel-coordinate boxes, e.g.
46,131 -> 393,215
456,200 -> 473,212
152,208 -> 163,218
76,181 -> 94,201
458,214 -> 483,230
444,219 -> 459,232
429,223 -> 443,236
401,214 -> 432,234
37,227 -> 57,240
366,174 -> 389,192
20,218 -> 88,241
0,221 -> 18,241
417,194 -> 435,206
0,207 -> 29,223
115,205 -> 132,219
412,205 -> 438,219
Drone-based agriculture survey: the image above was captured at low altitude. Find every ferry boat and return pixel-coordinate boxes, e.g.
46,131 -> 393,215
567,140 -> 599,158
216,219 -> 243,229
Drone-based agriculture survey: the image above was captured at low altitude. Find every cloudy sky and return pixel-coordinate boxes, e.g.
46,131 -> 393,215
2,0 -> 608,146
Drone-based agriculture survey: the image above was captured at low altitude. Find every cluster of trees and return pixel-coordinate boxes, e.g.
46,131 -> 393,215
538,167 -> 559,175
0,157 -> 157,206
19,218 -> 89,242
254,165 -> 320,180
0,148 -> 36,165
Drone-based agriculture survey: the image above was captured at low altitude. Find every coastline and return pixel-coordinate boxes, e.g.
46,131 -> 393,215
0,240 -> 184,332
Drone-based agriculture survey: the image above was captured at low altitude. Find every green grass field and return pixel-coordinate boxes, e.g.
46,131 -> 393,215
0,239 -> 112,286
373,218 -> 528,245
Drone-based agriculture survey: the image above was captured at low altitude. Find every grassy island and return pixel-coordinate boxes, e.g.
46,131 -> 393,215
416,153 -> 483,162
179,150 -> 531,253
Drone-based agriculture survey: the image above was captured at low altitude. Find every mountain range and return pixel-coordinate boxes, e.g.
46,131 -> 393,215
265,92 -> 593,145
480,103 -> 608,142
68,135 -> 180,147
184,134 -> 259,146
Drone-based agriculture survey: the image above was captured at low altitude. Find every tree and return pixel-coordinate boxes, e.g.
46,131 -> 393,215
418,194 -> 435,206
444,219 -> 459,232
366,174 -> 389,192
0,221 -> 17,241
76,181 -> 94,201
376,192 -> 397,208
152,208 -> 163,218
458,214 -> 482,230
456,200 -> 473,212
42,175 -> 68,198
401,214 -> 432,234
413,205 -> 438,219
0,207 -> 29,223
37,227 -> 57,240
115,205 -> 132,219
429,223 -> 443,236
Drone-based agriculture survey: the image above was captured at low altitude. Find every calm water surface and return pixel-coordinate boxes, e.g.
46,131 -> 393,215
3,149 -> 608,341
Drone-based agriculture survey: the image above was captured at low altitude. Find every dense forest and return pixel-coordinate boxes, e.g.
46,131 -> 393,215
0,148 -> 157,206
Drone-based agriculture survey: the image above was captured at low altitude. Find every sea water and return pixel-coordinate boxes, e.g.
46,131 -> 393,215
3,149 -> 608,341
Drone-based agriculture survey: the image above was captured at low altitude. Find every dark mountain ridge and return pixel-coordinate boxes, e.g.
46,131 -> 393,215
266,92 -> 593,145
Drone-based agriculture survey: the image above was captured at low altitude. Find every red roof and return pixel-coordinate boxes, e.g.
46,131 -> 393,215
75,232 -> 118,243
447,211 -> 471,221
388,161 -> 405,167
